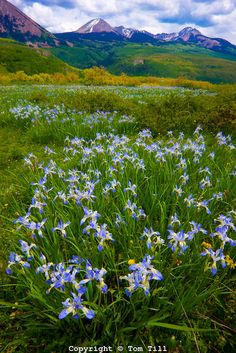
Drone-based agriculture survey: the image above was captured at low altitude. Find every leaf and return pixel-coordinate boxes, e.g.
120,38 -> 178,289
146,321 -> 216,332
0,300 -> 30,308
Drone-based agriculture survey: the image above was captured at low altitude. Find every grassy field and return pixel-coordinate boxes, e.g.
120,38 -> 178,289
0,85 -> 235,353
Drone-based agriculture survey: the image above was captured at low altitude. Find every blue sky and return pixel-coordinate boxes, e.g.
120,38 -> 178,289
11,0 -> 236,42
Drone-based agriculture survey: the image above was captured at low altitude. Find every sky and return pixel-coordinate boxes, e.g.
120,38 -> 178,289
11,0 -> 236,43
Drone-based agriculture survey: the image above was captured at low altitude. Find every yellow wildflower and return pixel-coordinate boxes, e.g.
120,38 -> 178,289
225,255 -> 236,269
201,241 -> 211,249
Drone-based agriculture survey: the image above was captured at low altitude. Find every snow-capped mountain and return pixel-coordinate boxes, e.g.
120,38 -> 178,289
155,32 -> 178,41
75,18 -> 115,34
75,19 -> 206,43
114,26 -> 155,40
114,26 -> 136,39
72,19 -> 235,52
76,19 -> 158,40
156,27 -> 202,42
154,27 -> 235,50
74,18 -> 232,50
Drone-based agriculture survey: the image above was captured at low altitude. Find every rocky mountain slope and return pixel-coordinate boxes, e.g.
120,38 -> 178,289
0,0 -> 57,46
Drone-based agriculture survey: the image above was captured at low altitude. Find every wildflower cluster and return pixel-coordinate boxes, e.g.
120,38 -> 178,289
200,213 -> 236,275
36,256 -> 107,319
120,255 -> 163,296
9,103 -> 135,131
6,115 -> 236,321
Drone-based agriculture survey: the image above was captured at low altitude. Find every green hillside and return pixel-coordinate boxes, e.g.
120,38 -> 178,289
0,39 -> 75,74
1,37 -> 236,83
50,40 -> 114,69
51,41 -> 236,83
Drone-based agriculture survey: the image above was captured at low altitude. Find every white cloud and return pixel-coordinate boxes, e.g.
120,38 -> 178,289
10,0 -> 236,43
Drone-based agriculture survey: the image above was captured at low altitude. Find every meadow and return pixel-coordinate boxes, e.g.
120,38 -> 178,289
0,85 -> 235,353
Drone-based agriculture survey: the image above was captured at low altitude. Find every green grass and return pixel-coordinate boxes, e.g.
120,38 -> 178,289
0,85 -> 235,353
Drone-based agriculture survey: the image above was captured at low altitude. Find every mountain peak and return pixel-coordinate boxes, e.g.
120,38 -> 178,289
178,27 -> 201,39
75,18 -> 114,34
180,26 -> 196,32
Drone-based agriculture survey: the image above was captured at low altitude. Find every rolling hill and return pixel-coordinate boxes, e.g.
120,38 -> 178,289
50,41 -> 236,84
0,38 -> 74,74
